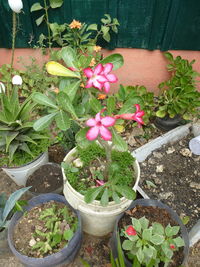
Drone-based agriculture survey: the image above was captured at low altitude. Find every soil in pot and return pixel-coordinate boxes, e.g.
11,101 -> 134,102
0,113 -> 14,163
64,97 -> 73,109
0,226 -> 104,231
26,163 -> 63,194
48,144 -> 66,164
139,133 -> 200,230
12,200 -> 77,258
119,205 -> 184,267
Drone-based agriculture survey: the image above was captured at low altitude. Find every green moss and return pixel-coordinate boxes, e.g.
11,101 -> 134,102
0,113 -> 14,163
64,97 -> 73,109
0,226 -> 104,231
0,138 -> 50,167
77,143 -> 105,166
66,143 -> 136,195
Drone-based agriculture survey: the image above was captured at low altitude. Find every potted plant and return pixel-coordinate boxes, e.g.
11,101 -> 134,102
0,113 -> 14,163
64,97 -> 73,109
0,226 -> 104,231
0,75 -> 49,186
154,52 -> 200,131
111,199 -> 189,267
31,46 -> 146,236
0,187 -> 30,254
7,193 -> 82,266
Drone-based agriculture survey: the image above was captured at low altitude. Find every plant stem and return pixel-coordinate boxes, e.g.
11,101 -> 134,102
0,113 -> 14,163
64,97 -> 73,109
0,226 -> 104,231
43,0 -> 51,51
97,137 -> 112,181
9,11 -> 17,97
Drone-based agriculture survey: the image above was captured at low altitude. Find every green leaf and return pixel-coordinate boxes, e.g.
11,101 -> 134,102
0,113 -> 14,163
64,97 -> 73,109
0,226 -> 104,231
156,110 -> 166,118
19,143 -> 33,157
57,91 -> 77,119
100,54 -> 124,70
30,3 -> 43,12
107,96 -> 115,115
143,246 -> 154,259
115,185 -> 136,200
165,224 -> 180,237
55,110 -> 70,131
33,112 -> 58,131
142,228 -> 152,241
152,222 -> 164,235
139,217 -> 149,230
75,128 -> 91,148
100,188 -> 109,206
2,187 -> 31,222
118,85 -> 126,101
131,218 -> 142,233
36,15 -> 45,26
137,247 -> 144,263
174,237 -> 185,247
111,128 -> 128,151
9,142 -> 19,163
32,92 -> 58,109
122,240 -> 133,250
89,98 -> 102,113
84,186 -> 104,203
112,191 -> 121,204
87,24 -> 98,31
59,79 -> 80,102
164,52 -> 174,62
46,61 -> 80,78
61,47 -> 77,70
150,234 -> 165,245
49,0 -> 63,8
6,132 -> 18,152
103,32 -> 111,42
181,216 -> 190,225
63,229 -> 74,241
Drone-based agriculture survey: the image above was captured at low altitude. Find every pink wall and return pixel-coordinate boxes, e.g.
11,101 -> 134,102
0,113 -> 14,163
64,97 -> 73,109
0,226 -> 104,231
0,48 -> 200,94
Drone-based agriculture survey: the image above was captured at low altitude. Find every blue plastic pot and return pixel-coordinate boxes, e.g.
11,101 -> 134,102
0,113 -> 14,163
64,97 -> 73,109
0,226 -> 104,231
110,199 -> 189,266
8,193 -> 82,267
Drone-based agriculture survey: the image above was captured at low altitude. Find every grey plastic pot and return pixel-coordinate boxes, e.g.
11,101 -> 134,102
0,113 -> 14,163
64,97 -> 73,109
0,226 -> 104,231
110,199 -> 189,267
0,228 -> 10,255
7,193 -> 82,267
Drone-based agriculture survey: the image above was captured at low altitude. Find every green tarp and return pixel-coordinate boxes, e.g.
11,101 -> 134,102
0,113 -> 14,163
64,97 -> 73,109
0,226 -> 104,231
0,0 -> 200,50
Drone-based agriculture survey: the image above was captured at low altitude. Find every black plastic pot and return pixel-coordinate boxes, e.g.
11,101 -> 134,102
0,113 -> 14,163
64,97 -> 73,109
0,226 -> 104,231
8,193 -> 82,267
110,199 -> 189,267
154,115 -> 182,131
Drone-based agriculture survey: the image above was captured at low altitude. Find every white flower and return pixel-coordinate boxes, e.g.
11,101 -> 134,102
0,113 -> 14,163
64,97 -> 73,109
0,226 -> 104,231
12,75 -> 23,85
8,0 -> 23,13
0,82 -> 5,93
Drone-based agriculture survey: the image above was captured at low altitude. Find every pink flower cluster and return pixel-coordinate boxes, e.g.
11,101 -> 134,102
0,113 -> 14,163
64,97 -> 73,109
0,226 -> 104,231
84,63 -> 118,93
85,104 -> 145,141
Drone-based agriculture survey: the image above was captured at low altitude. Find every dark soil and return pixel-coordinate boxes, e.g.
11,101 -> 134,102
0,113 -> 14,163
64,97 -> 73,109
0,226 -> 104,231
139,133 -> 200,231
26,163 -> 63,194
13,201 -> 76,258
119,205 -> 184,267
48,144 -> 66,164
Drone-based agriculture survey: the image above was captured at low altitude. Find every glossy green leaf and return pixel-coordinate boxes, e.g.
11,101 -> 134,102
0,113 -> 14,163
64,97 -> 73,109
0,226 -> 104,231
100,188 -> 109,206
89,98 -> 102,113
55,110 -> 70,131
30,3 -> 43,12
100,54 -> 124,70
84,186 -> 104,203
61,47 -> 77,70
33,112 -> 58,131
36,15 -> 45,26
111,128 -> 127,151
32,92 -> 58,109
107,96 -> 115,115
75,128 -> 91,148
57,91 -> 77,119
150,234 -> 165,245
49,0 -> 63,8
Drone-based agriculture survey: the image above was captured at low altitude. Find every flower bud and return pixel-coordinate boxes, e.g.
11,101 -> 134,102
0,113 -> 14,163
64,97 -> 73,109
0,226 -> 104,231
12,75 -> 23,85
126,225 -> 137,236
0,82 -> 6,93
8,0 -> 23,13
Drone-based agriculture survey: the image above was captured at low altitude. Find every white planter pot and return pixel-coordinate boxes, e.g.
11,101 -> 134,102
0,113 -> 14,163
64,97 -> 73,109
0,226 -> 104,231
62,147 -> 140,236
2,151 -> 49,186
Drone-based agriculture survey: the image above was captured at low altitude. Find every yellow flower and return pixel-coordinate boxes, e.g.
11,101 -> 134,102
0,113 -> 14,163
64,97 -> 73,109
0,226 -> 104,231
69,19 -> 82,29
89,58 -> 96,67
93,46 -> 102,52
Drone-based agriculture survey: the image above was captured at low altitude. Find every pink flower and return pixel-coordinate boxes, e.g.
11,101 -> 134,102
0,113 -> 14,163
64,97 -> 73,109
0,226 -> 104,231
100,63 -> 118,93
96,180 -> 105,187
126,226 -> 137,236
84,64 -> 108,91
83,63 -> 118,93
170,244 -> 176,250
86,110 -> 116,141
115,104 -> 145,127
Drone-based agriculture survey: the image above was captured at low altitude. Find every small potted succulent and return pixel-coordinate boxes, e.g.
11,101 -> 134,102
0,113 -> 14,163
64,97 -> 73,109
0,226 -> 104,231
111,199 -> 189,267
0,187 -> 30,254
31,47 -> 146,236
7,193 -> 82,266
154,52 -> 200,131
0,75 -> 49,186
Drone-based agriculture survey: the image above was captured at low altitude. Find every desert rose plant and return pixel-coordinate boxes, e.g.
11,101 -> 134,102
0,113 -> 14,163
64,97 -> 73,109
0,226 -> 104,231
32,48 -> 145,205
121,216 -> 185,266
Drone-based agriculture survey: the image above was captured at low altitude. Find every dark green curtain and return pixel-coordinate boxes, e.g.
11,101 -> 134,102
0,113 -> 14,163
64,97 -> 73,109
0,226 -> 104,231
0,0 -> 200,50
